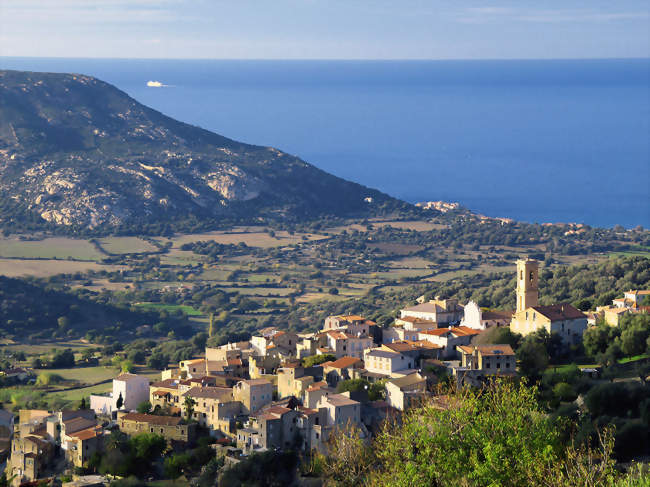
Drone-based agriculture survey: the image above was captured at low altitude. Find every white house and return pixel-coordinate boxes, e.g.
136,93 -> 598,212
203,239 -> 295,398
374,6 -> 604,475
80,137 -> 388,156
90,373 -> 150,416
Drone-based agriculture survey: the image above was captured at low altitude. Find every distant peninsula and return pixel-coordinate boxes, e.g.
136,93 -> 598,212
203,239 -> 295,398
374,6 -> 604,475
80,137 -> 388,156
0,70 -> 407,234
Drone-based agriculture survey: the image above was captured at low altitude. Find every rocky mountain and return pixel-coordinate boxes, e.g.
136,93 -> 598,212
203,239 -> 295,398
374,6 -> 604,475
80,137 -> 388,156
0,70 -> 405,232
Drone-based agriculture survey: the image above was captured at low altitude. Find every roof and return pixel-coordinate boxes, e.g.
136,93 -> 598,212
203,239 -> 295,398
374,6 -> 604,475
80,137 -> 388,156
420,328 -> 452,337
383,341 -> 418,353
323,394 -> 359,407
115,373 -> 146,382
63,417 -> 97,434
184,386 -> 232,400
452,326 -> 481,337
324,357 -> 362,369
326,331 -> 350,340
458,344 -> 515,356
256,406 -> 292,421
152,390 -> 172,397
481,310 -> 513,320
298,406 -> 319,416
239,379 -> 272,386
306,381 -> 328,392
531,304 -> 586,322
401,302 -> 441,313
182,358 -> 205,365
69,427 -> 101,441
389,373 -> 426,389
151,379 -> 179,388
366,349 -> 400,359
332,314 -> 366,321
120,413 -> 182,426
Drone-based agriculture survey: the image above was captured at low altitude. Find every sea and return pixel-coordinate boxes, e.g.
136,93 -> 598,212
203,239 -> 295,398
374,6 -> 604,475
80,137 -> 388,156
2,57 -> 649,228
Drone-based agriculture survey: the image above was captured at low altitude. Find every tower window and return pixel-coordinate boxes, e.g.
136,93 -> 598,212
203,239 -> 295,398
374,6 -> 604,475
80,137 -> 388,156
529,272 -> 534,282
520,271 -> 523,280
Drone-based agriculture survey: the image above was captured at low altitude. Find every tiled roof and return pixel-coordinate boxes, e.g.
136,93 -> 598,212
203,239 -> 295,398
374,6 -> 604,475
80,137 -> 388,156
69,427 -> 101,441
531,304 -> 586,322
366,349 -> 400,359
323,394 -> 359,407
325,357 -> 362,369
383,341 -> 418,353
401,303 -> 441,313
64,417 -> 97,434
120,413 -> 182,426
452,326 -> 481,337
458,344 -> 515,356
184,386 -> 232,399
481,310 -> 513,320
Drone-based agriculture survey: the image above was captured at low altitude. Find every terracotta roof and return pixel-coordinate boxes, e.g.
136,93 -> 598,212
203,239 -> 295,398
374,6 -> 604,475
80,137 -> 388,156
324,357 -> 362,369
298,406 -> 318,416
120,413 -> 182,426
152,390 -> 172,397
240,379 -> 272,386
383,341 -> 418,353
326,331 -> 350,340
366,349 -> 400,359
452,326 -> 481,337
184,386 -> 232,399
69,427 -> 101,441
531,304 -> 586,322
227,358 -> 242,366
182,358 -> 205,365
63,417 -> 97,434
306,381 -> 328,392
420,328 -> 452,337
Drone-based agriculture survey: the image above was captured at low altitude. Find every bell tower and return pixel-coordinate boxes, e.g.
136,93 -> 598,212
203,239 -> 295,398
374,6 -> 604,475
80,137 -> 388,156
516,258 -> 539,312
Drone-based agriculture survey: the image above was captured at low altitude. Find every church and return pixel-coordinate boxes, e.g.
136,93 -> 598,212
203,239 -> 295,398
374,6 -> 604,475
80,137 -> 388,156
509,259 -> 587,345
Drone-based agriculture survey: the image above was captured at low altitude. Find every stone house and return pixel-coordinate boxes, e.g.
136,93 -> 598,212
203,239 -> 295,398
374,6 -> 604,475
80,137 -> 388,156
385,373 -> 427,411
232,379 -> 273,415
117,412 -> 195,444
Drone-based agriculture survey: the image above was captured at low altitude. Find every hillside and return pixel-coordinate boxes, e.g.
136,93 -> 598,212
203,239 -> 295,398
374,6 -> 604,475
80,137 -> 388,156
0,276 -> 178,341
0,70 -> 406,233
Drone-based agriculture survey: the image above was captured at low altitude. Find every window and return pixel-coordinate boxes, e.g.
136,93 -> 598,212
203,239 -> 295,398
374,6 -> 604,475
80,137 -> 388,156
520,270 -> 523,280
526,312 -> 529,320
529,271 -> 534,282
533,312 -> 536,320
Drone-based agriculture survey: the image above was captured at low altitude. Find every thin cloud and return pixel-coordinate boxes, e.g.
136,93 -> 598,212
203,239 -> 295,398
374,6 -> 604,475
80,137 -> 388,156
458,7 -> 649,24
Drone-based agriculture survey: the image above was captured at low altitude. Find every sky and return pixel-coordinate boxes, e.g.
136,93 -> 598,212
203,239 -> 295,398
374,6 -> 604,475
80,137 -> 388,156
0,0 -> 649,60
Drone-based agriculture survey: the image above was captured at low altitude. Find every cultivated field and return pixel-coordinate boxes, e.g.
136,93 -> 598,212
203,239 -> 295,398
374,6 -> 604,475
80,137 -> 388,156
0,236 -> 104,260
0,258 -> 121,277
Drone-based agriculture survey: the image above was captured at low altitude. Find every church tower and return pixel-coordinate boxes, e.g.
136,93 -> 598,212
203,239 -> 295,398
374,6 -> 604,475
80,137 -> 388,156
516,258 -> 539,312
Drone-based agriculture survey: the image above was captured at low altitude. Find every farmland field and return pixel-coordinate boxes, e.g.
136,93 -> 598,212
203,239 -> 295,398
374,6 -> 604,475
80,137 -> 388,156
0,237 -> 104,260
134,302 -> 203,316
0,258 -> 121,277
97,236 -> 159,254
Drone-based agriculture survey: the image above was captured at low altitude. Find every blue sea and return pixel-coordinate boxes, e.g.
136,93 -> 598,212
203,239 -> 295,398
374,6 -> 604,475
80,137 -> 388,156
2,57 -> 649,228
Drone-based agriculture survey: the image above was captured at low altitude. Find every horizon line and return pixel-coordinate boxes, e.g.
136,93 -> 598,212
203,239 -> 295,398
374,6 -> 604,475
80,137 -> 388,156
2,55 -> 649,63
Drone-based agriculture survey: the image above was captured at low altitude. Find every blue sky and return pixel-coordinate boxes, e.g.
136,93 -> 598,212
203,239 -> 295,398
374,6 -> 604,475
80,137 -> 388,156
1,0 -> 648,59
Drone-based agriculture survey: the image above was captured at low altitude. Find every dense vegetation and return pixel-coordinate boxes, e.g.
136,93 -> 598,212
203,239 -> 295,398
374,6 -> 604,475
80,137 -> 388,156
0,275 -> 167,340
314,381 -> 648,487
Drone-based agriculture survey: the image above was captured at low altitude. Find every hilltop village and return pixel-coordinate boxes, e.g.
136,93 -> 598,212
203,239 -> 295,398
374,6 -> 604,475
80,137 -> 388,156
4,259 -> 650,486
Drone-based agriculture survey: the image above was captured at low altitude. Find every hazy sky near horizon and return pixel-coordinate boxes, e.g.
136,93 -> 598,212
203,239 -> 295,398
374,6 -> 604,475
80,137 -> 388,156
1,1 -> 649,60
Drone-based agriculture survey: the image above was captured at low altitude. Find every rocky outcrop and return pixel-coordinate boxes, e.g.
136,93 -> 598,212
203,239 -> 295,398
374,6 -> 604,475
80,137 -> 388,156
0,70 -> 402,230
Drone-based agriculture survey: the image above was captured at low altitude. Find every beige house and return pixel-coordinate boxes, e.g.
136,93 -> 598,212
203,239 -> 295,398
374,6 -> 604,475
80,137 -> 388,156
182,386 -> 233,426
417,326 -> 480,359
316,393 -> 361,427
400,297 -> 464,325
319,331 -> 373,359
118,412 -> 195,444
457,344 -> 516,374
232,379 -> 273,415
321,357 -> 364,387
385,373 -> 427,411
363,348 -> 412,376
277,365 -> 315,400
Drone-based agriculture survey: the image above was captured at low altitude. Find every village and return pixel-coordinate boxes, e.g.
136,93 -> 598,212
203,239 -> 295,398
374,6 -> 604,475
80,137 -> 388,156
3,258 -> 649,486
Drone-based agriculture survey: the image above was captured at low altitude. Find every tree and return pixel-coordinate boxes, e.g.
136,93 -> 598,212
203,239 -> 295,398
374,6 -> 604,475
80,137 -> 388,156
318,423 -> 375,486
57,316 -> 70,329
517,339 -> 549,380
218,450 -> 298,487
302,354 -> 335,367
184,395 -> 196,421
363,381 -> 619,487
116,392 -> 124,410
136,400 -> 152,414
147,351 -> 169,370
79,397 -> 87,410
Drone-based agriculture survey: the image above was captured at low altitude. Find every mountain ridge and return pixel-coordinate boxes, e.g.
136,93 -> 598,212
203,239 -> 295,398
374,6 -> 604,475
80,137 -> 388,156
0,69 -> 408,233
